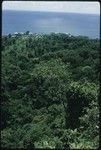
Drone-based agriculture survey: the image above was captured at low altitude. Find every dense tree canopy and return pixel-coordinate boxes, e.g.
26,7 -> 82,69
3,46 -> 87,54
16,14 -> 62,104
1,33 -> 100,149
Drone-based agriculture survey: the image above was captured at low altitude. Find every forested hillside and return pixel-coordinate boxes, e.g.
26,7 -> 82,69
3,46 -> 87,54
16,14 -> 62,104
1,32 -> 100,149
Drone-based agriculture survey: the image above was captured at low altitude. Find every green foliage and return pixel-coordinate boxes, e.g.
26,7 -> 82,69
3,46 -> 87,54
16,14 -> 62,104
65,81 -> 98,129
1,33 -> 99,148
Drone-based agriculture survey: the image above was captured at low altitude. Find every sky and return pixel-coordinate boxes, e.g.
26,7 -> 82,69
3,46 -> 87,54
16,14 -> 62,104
2,1 -> 100,15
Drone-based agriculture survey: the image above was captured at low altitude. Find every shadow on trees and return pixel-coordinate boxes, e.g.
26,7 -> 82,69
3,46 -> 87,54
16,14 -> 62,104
66,90 -> 90,129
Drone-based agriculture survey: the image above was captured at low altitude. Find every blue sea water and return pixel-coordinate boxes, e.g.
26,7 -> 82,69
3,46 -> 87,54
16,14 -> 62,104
2,10 -> 100,39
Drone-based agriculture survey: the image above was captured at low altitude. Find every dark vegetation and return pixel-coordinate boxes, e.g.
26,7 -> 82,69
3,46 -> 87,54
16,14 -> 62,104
1,32 -> 100,149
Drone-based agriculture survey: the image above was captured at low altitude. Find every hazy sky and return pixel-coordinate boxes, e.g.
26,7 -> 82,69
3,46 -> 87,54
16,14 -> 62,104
2,1 -> 100,15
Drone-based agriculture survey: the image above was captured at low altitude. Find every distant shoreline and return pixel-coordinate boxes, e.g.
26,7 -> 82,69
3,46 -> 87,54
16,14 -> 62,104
2,10 -> 100,38
2,32 -> 100,40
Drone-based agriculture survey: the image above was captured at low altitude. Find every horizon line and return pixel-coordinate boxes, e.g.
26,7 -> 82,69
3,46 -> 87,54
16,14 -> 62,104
2,9 -> 100,15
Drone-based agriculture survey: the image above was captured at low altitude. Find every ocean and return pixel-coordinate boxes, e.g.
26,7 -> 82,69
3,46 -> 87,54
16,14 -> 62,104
2,10 -> 100,39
